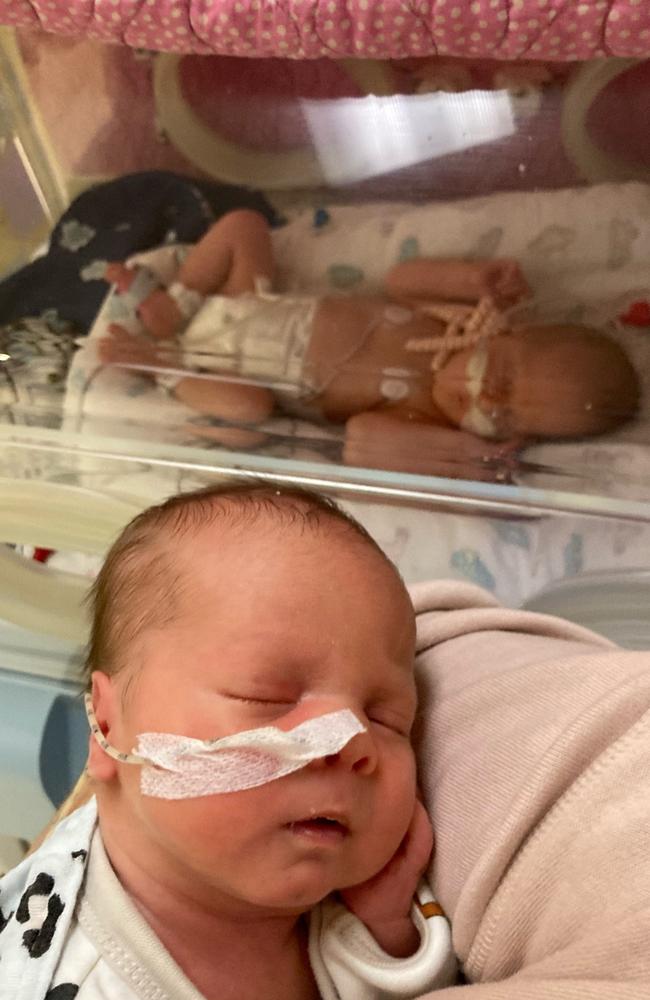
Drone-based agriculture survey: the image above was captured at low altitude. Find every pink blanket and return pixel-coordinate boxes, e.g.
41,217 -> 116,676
2,1 -> 649,61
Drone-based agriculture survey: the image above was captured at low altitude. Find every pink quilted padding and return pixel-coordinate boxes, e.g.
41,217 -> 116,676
1,1 -> 650,61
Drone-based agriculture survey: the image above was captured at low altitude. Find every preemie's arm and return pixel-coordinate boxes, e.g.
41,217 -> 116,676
181,418 -> 272,451
384,259 -> 529,309
172,374 -> 274,425
384,259 -> 487,304
343,411 -> 519,483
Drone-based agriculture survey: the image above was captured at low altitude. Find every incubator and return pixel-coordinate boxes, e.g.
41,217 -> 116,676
1,20 -> 650,846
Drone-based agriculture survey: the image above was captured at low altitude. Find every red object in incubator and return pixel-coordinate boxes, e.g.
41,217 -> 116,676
619,301 -> 650,327
32,547 -> 54,563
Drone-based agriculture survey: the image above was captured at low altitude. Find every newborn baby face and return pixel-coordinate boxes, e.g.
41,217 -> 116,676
432,329 -> 607,440
101,516 -> 418,915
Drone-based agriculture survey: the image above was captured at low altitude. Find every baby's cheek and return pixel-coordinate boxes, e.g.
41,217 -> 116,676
140,793 -> 255,865
386,752 -> 417,835
362,746 -> 417,869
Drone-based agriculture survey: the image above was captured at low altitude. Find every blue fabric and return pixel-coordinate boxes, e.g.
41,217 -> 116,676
0,172 -> 280,336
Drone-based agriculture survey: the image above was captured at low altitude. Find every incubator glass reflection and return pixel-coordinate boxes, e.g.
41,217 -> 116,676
300,87 -> 516,185
2,37 -> 650,509
1,184 -> 646,497
82,218 -> 638,487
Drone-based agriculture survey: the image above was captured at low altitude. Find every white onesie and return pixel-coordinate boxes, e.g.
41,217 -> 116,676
48,826 -> 456,999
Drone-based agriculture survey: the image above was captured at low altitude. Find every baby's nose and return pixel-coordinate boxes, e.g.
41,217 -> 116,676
312,725 -> 378,776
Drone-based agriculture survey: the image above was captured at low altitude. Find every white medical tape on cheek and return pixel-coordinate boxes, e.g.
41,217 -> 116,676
136,709 -> 367,800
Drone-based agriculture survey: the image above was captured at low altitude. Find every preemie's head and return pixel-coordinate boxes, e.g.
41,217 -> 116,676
502,324 -> 641,439
86,481 -> 418,913
433,324 -> 640,440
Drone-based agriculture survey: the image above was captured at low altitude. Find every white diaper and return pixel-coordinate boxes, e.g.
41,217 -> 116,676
180,287 -> 319,402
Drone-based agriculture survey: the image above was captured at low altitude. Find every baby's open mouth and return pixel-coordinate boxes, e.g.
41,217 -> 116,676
287,815 -> 350,841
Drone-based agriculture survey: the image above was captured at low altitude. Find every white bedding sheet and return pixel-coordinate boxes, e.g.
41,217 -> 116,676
62,182 -> 650,604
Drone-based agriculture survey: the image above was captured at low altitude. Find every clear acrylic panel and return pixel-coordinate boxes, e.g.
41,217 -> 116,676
2,26 -> 650,856
2,28 -> 650,534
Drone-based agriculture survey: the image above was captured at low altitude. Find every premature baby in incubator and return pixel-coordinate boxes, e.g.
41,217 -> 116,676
99,209 -> 640,481
0,482 -> 455,1000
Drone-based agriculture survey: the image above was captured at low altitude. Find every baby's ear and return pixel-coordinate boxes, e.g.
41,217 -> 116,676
87,671 -> 120,783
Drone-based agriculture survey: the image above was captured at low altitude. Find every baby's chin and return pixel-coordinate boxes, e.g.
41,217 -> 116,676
239,872 -> 341,913
244,855 -> 385,913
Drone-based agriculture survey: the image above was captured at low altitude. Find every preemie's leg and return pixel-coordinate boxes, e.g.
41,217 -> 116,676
105,210 -> 275,339
176,209 -> 275,296
169,209 -> 276,421
182,420 -> 270,450
99,323 -> 274,424
173,374 -> 275,425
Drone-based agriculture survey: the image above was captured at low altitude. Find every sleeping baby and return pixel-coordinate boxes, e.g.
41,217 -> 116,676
0,481 -> 456,999
98,208 -> 640,482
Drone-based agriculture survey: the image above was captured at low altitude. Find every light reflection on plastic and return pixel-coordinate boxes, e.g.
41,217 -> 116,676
300,90 -> 516,185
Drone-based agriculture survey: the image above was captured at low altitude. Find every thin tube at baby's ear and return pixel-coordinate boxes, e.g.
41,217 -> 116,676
85,693 -> 147,765
84,694 -> 366,800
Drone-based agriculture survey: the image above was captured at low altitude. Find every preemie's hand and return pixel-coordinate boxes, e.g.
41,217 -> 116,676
481,259 -> 530,308
340,799 -> 434,958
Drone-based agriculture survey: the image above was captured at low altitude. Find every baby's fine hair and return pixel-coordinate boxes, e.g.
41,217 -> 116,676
83,480 -> 395,689
515,324 -> 640,436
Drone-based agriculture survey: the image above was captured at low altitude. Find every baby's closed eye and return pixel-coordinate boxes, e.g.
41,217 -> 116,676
222,691 -> 297,709
366,702 -> 415,737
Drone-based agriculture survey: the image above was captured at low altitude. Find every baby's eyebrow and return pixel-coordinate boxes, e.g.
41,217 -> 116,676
217,631 -> 328,663
211,662 -> 306,693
